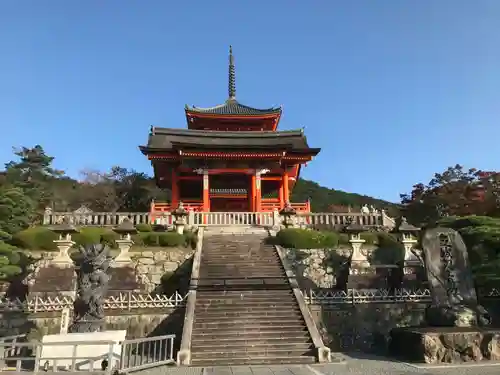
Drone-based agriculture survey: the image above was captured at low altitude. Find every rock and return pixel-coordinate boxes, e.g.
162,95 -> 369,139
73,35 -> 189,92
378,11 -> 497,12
163,261 -> 179,272
423,334 -> 445,363
487,334 -> 500,360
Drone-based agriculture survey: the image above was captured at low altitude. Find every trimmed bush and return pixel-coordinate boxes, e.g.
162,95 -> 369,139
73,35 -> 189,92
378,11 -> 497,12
439,215 -> 500,229
73,228 -> 119,249
135,223 -> 153,232
12,226 -> 195,250
275,228 -> 339,249
158,232 -> 185,247
361,232 -> 378,245
11,227 -> 58,251
183,230 -> 198,249
370,232 -> 404,265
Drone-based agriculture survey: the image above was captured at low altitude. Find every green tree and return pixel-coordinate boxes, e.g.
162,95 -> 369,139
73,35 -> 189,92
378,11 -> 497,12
0,187 -> 35,280
4,145 -> 63,212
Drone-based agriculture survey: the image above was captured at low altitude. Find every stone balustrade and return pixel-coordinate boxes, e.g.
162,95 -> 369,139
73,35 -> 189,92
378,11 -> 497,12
43,209 -> 396,230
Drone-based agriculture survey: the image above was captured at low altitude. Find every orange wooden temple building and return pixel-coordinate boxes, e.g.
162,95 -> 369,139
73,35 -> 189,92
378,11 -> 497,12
140,47 -> 320,214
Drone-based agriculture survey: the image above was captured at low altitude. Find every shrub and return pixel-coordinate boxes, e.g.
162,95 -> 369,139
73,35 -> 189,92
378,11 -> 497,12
72,228 -> 119,249
183,230 -> 198,249
136,223 -> 153,232
158,232 -> 185,247
275,228 -> 339,249
361,232 -> 378,245
11,227 -> 58,251
439,215 -> 500,229
137,231 -> 188,248
141,232 -> 160,246
370,232 -> 404,265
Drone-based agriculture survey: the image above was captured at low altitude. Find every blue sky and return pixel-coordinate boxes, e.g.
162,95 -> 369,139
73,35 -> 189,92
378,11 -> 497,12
1,1 -> 499,202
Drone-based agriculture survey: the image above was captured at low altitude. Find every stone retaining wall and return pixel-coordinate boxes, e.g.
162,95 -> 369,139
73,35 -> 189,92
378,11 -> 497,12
0,307 -> 186,343
284,247 -> 377,288
29,248 -> 194,294
309,303 -> 427,353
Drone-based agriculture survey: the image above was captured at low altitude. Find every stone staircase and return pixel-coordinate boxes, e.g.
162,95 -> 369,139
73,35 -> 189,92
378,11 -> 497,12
190,232 -> 316,366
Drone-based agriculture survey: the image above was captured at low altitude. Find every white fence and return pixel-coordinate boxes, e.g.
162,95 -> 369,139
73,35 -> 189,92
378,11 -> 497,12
4,289 -> 500,312
0,292 -> 187,313
302,288 -> 500,305
43,210 -> 396,229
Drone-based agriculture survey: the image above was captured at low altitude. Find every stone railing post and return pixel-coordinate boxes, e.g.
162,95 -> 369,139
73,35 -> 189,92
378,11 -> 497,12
188,210 -> 195,228
381,209 -> 396,229
272,209 -> 281,231
43,207 -> 53,225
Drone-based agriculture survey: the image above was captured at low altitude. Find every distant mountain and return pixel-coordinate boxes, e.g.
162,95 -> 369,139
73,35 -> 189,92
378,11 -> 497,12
291,178 -> 400,215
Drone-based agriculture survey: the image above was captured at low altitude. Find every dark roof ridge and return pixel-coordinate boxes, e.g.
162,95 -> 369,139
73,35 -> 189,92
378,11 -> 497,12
152,127 -> 303,138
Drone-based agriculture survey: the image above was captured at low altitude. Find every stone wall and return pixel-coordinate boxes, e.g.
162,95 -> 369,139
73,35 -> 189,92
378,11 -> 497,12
28,247 -> 194,294
284,247 -> 377,288
131,247 -> 194,293
0,307 -> 186,348
309,303 -> 427,353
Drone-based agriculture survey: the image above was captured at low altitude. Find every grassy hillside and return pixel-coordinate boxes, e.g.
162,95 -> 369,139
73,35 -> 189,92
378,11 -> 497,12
291,178 -> 400,214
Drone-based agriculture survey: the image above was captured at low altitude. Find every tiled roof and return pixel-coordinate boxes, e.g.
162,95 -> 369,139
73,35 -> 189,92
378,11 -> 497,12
185,99 -> 282,116
140,128 -> 319,153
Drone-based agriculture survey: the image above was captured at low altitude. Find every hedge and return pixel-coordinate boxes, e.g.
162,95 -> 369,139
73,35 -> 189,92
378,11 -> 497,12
12,227 -> 197,251
273,228 -> 339,249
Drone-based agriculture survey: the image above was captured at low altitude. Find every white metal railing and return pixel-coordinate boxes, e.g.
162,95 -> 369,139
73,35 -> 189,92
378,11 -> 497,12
301,288 -> 500,305
43,210 -> 395,229
0,292 -> 188,313
0,335 -> 176,374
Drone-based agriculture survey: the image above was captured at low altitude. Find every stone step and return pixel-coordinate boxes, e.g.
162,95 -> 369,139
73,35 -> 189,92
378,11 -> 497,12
197,290 -> 293,297
190,355 -> 316,367
195,307 -> 301,315
195,300 -> 298,307
191,329 -> 309,340
193,325 -> 307,335
194,312 -> 302,320
191,340 -> 313,352
190,346 -> 314,359
198,275 -> 285,281
195,303 -> 300,313
195,300 -> 296,307
200,266 -> 283,271
200,261 -> 281,265
193,318 -> 304,328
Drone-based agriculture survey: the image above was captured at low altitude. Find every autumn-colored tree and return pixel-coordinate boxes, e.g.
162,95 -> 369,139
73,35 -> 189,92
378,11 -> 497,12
400,165 -> 499,225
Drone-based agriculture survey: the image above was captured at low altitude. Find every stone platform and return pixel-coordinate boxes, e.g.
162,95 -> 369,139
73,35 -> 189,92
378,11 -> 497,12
389,326 -> 500,364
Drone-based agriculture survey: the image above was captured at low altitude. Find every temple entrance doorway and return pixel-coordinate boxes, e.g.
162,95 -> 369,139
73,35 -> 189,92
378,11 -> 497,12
210,197 -> 249,212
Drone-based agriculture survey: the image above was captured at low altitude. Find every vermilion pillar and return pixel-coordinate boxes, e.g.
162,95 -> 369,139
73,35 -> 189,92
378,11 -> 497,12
255,172 -> 262,212
202,171 -> 210,211
249,174 -> 256,211
283,169 -> 290,204
279,181 -> 284,209
171,169 -> 179,208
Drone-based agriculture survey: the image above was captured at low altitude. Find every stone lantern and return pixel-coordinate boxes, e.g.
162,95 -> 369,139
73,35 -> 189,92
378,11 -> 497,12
345,219 -> 369,272
279,202 -> 297,229
172,202 -> 188,234
113,218 -> 137,264
51,217 -> 79,266
398,217 -> 421,275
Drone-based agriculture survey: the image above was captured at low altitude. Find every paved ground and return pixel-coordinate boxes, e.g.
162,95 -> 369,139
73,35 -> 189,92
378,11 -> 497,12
132,353 -> 500,375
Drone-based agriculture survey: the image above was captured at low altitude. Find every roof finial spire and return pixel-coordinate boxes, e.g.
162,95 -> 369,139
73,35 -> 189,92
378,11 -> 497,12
228,45 -> 236,100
